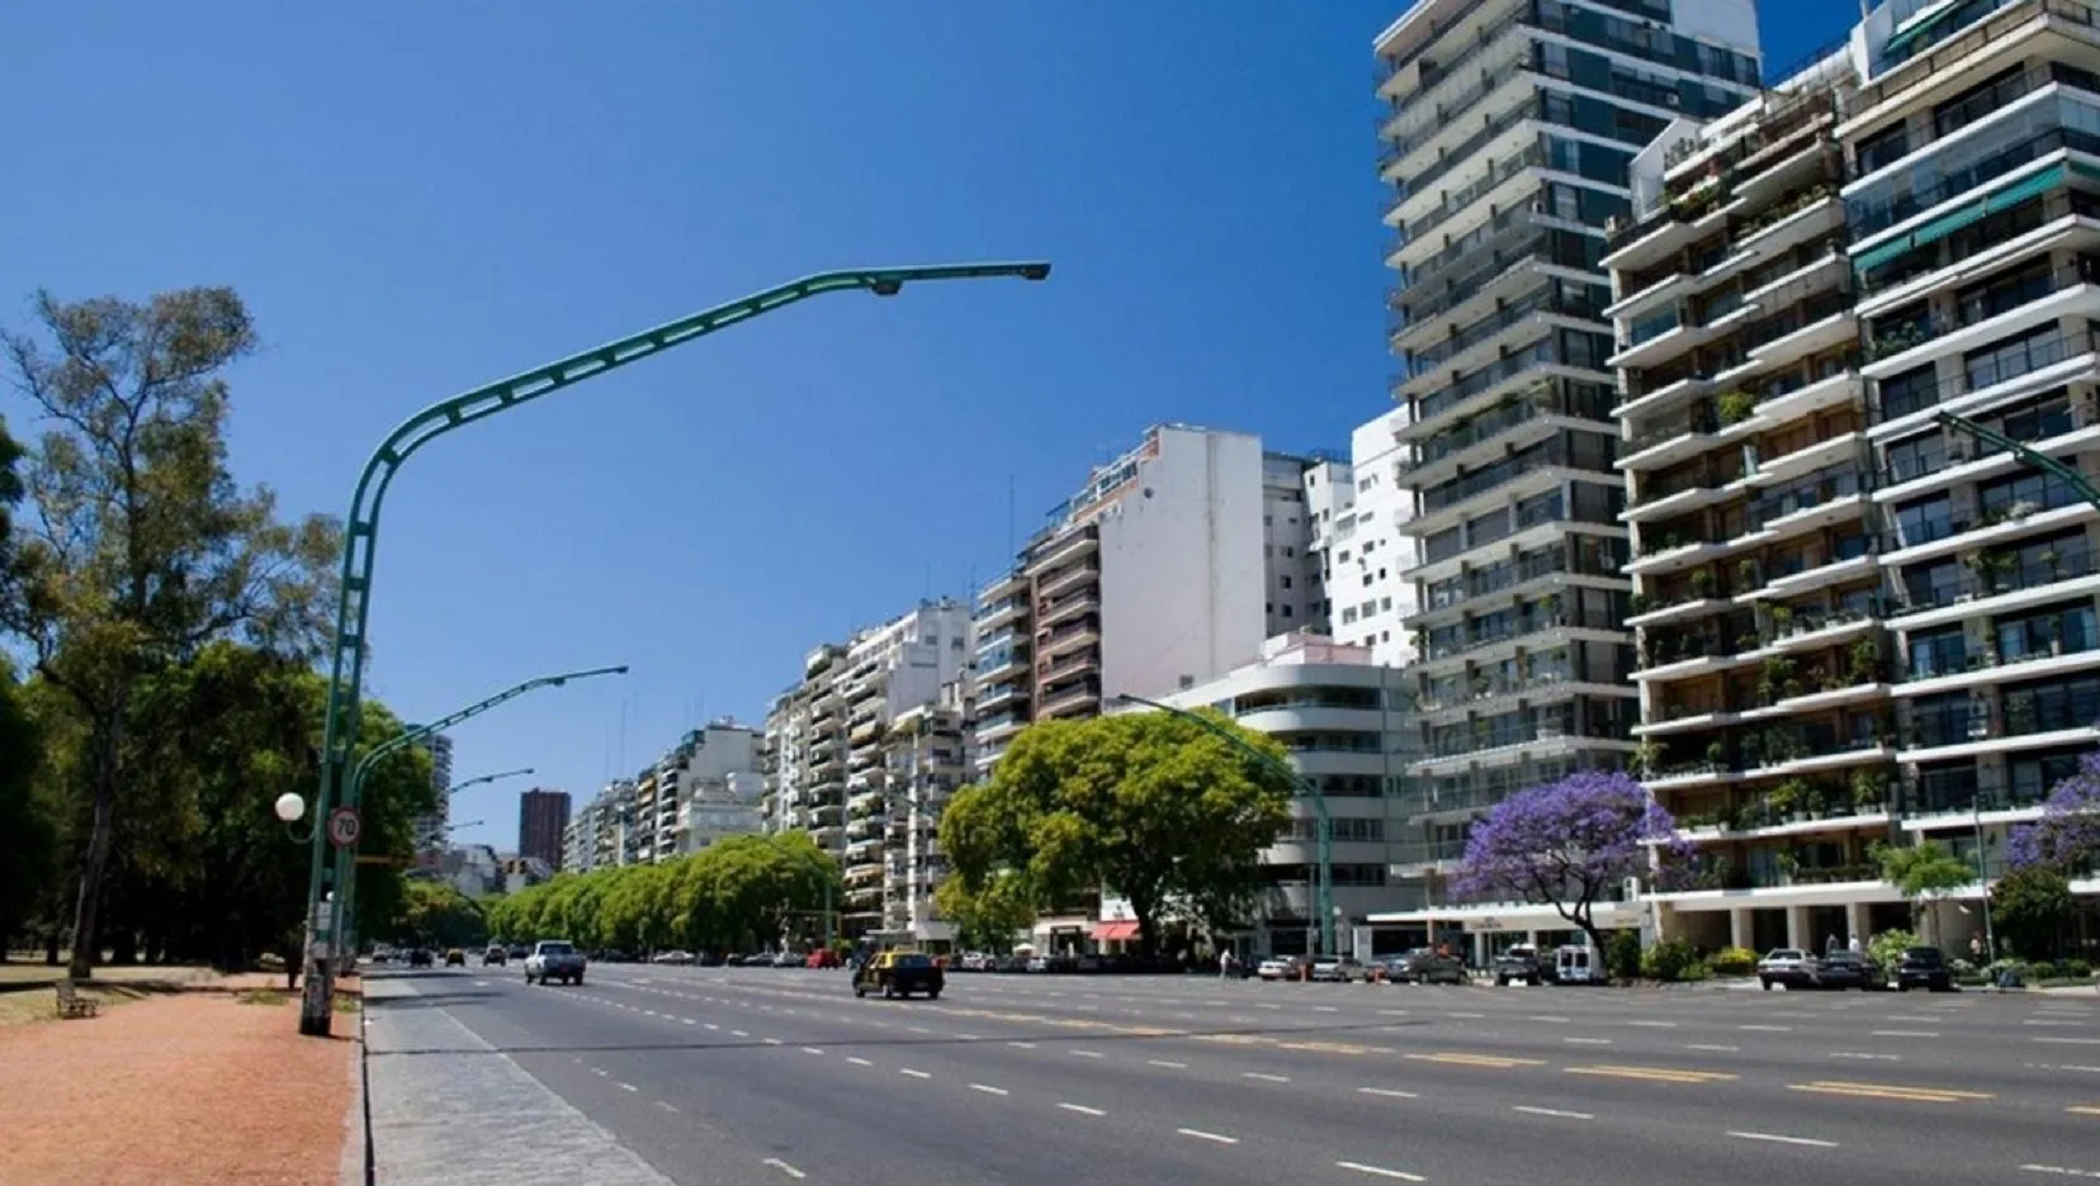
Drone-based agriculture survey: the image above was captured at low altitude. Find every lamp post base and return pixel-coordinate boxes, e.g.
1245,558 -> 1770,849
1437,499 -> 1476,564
298,954 -> 335,1037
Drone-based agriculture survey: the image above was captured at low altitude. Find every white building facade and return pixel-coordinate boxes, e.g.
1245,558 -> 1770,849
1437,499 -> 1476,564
1145,632 -> 1421,958
972,423 -> 1299,772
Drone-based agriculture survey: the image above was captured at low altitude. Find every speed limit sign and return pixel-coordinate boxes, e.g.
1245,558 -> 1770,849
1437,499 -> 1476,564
327,807 -> 362,849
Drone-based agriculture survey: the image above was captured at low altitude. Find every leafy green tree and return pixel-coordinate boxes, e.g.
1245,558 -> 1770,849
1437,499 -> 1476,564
1991,863 -> 2073,961
0,659 -> 54,957
939,713 -> 1294,957
0,289 -> 337,978
933,869 -> 1034,953
400,880 -> 487,949
1875,839 -> 1975,946
490,835 -> 842,955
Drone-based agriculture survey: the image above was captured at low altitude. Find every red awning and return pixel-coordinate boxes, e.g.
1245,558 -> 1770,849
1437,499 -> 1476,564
1091,920 -> 1140,942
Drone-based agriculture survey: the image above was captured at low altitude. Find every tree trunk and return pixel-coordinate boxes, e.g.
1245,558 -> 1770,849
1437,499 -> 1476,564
65,710 -> 126,981
43,928 -> 59,966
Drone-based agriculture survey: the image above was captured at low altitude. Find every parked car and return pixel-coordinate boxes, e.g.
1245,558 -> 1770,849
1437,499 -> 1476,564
1494,944 -> 1545,987
1807,951 -> 1880,991
1389,949 -> 1467,985
1895,946 -> 1953,992
1310,956 -> 1368,983
1757,948 -> 1814,990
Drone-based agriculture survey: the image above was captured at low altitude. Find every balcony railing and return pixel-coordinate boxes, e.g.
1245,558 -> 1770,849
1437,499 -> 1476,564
1898,547 -> 2100,614
1391,98 -> 1545,217
1375,0 -> 1502,91
1850,124 -> 2100,239
1876,325 -> 2100,421
1406,142 -> 1546,244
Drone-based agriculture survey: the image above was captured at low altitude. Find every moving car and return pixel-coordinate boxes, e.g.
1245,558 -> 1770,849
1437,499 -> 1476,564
407,948 -> 433,968
854,950 -> 944,1000
482,946 -> 507,966
524,940 -> 587,986
444,948 -> 466,967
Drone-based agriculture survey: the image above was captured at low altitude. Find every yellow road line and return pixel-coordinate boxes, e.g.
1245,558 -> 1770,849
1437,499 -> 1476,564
1789,1080 -> 1994,1103
2067,1105 -> 2100,1117
1405,1052 -> 1547,1069
1565,1064 -> 1738,1084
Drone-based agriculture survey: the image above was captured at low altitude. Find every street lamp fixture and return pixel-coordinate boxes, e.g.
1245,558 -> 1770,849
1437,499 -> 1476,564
448,767 -> 535,797
1113,692 -> 1338,957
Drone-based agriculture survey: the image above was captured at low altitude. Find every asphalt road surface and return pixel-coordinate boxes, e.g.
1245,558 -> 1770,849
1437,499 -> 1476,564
369,962 -> 2100,1186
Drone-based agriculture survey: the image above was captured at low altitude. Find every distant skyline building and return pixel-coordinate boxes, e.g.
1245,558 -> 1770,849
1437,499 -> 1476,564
517,788 -> 572,870
411,732 -> 455,858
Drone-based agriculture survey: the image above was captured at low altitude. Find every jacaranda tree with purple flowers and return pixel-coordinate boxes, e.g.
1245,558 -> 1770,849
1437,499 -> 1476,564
1453,769 -> 1689,955
2008,751 -> 2100,874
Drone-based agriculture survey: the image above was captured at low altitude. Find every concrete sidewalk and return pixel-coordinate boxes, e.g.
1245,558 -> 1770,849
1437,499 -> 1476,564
362,976 -> 674,1186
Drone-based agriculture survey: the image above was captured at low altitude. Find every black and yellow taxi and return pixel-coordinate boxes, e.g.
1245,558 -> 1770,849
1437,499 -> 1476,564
852,949 -> 945,1000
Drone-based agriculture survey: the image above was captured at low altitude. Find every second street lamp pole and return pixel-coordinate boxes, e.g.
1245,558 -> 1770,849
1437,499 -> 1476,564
1114,692 -> 1337,957
298,261 -> 1049,1037
305,664 -> 627,1031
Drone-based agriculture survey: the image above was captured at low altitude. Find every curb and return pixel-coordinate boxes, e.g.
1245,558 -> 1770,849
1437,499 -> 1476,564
339,992 -> 374,1186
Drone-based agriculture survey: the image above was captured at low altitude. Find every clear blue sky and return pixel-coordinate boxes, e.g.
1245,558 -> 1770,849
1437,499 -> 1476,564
0,1 -> 1846,851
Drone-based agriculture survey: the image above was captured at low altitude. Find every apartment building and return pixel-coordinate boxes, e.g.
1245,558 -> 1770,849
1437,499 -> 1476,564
762,642 -> 847,851
1327,408 -> 1424,663
1265,451 -> 1340,635
1375,0 -> 1765,872
410,732 -> 455,857
1846,0 -> 2100,939
1607,54 -> 1894,953
560,779 -> 633,874
972,424 -> 1293,773
838,600 -> 973,930
1143,632 -> 1420,957
1595,0 -> 2100,954
517,788 -> 571,871
878,677 -> 974,944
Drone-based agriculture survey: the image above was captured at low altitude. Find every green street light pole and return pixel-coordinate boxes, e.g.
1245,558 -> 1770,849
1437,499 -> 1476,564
295,261 -> 1049,1037
303,664 -> 627,1033
1114,692 -> 1337,957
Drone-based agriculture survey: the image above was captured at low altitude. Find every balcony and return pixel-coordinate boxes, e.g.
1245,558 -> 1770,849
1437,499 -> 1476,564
1402,142 -> 1547,248
1038,589 -> 1100,630
1038,680 -> 1100,719
1889,544 -> 2100,625
1038,617 -> 1101,660
1037,647 -> 1100,685
1035,559 -> 1099,602
1380,34 -> 1534,174
1874,325 -> 2100,433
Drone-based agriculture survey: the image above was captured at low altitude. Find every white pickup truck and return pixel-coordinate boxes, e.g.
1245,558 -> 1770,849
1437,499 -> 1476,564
523,940 -> 587,986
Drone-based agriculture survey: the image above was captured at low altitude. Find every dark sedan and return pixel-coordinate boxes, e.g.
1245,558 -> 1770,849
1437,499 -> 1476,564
1807,951 -> 1882,990
1896,946 -> 1954,992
